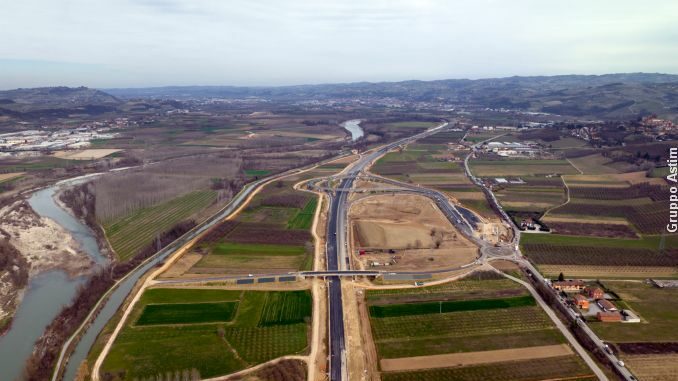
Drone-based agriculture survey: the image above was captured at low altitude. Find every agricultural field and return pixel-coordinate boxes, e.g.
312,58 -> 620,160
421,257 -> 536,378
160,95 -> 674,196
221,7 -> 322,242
589,282 -> 678,343
521,234 -> 678,278
469,159 -> 579,177
567,153 -> 621,174
365,272 -> 593,380
495,181 -> 566,213
105,190 -> 216,260
622,354 -> 678,381
101,288 -> 312,380
548,179 -> 671,235
52,148 -> 123,160
370,138 -> 495,219
169,173 -> 320,277
463,130 -> 506,143
0,172 -> 25,183
381,356 -> 596,381
0,155 -> 82,173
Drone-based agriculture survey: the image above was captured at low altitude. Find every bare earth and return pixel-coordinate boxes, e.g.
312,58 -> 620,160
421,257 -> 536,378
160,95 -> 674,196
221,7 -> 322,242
0,201 -> 93,323
490,259 -> 521,273
0,172 -> 24,182
52,149 -> 122,160
349,194 -> 477,272
0,201 -> 93,277
379,344 -> 573,372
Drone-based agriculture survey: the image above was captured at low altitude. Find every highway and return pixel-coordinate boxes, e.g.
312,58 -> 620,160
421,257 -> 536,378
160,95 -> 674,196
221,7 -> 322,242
54,153 -> 352,381
463,138 -> 635,381
323,122 -> 449,381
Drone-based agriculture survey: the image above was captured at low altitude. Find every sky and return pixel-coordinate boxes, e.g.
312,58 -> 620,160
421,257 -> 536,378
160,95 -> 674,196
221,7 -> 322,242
1,0 -> 677,89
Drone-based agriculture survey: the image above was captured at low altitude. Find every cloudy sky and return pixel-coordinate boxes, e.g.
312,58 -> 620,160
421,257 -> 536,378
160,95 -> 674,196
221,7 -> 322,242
1,0 -> 676,89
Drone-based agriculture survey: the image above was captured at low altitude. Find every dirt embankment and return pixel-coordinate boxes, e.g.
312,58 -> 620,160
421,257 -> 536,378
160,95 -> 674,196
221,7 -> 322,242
0,200 -> 94,333
55,184 -> 113,259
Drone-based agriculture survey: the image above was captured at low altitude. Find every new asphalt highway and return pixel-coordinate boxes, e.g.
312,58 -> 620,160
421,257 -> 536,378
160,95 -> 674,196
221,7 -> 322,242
324,122 -> 448,380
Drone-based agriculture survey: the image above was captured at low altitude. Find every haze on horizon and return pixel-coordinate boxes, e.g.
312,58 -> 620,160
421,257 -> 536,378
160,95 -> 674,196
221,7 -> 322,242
1,0 -> 677,90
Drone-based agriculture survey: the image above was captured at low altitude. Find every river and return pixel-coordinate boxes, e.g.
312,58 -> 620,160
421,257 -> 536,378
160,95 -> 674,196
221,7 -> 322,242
341,119 -> 364,141
0,180 -> 108,381
1,163 -> 309,380
59,177 -> 267,381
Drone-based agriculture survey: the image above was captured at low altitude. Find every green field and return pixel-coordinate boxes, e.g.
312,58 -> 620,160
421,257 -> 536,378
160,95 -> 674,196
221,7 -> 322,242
589,281 -> 678,342
192,177 -> 318,273
238,206 -> 300,225
369,295 -> 535,318
102,289 -> 311,380
105,190 -> 216,260
287,198 -> 317,229
140,288 -> 242,304
136,302 -> 238,325
0,156 -> 83,172
367,276 -> 569,359
244,169 -> 272,176
496,183 -> 566,212
469,159 -> 578,177
258,291 -> 313,326
211,242 -> 306,256
381,356 -> 596,381
650,166 -> 670,178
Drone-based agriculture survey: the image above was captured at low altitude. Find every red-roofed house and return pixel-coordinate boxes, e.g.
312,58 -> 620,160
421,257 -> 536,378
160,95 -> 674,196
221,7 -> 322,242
587,287 -> 604,299
573,294 -> 589,309
597,311 -> 622,322
553,280 -> 585,292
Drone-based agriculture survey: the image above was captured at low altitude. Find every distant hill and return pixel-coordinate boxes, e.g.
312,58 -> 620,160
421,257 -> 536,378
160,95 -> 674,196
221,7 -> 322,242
0,86 -> 121,116
1,74 -> 676,121
106,73 -> 678,121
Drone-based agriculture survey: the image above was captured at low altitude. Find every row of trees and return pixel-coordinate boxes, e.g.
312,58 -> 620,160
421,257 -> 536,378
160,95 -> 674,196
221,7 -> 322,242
91,153 -> 244,223
23,221 -> 197,381
102,368 -> 200,381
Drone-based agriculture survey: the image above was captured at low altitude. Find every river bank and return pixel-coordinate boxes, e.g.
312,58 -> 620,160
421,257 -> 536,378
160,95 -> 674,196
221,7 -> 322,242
0,178 -> 108,380
0,200 -> 94,331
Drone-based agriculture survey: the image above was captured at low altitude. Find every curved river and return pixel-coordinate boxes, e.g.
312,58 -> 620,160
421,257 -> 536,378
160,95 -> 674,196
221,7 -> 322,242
341,119 -> 364,141
0,178 -> 108,381
57,177 -> 267,381
1,154 -> 342,380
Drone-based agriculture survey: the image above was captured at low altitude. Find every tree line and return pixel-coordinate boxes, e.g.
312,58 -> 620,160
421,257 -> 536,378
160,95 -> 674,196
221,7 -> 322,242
23,220 -> 196,381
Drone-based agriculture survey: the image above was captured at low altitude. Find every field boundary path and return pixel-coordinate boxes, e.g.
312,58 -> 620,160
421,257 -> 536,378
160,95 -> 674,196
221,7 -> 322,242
201,355 -> 308,381
542,175 -> 571,218
499,270 -> 608,381
89,156 -> 349,381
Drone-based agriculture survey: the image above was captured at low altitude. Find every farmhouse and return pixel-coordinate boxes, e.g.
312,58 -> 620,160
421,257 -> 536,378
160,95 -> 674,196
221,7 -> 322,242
573,294 -> 589,309
587,287 -> 604,299
597,311 -> 622,322
521,218 -> 536,229
553,280 -> 586,292
597,299 -> 618,312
